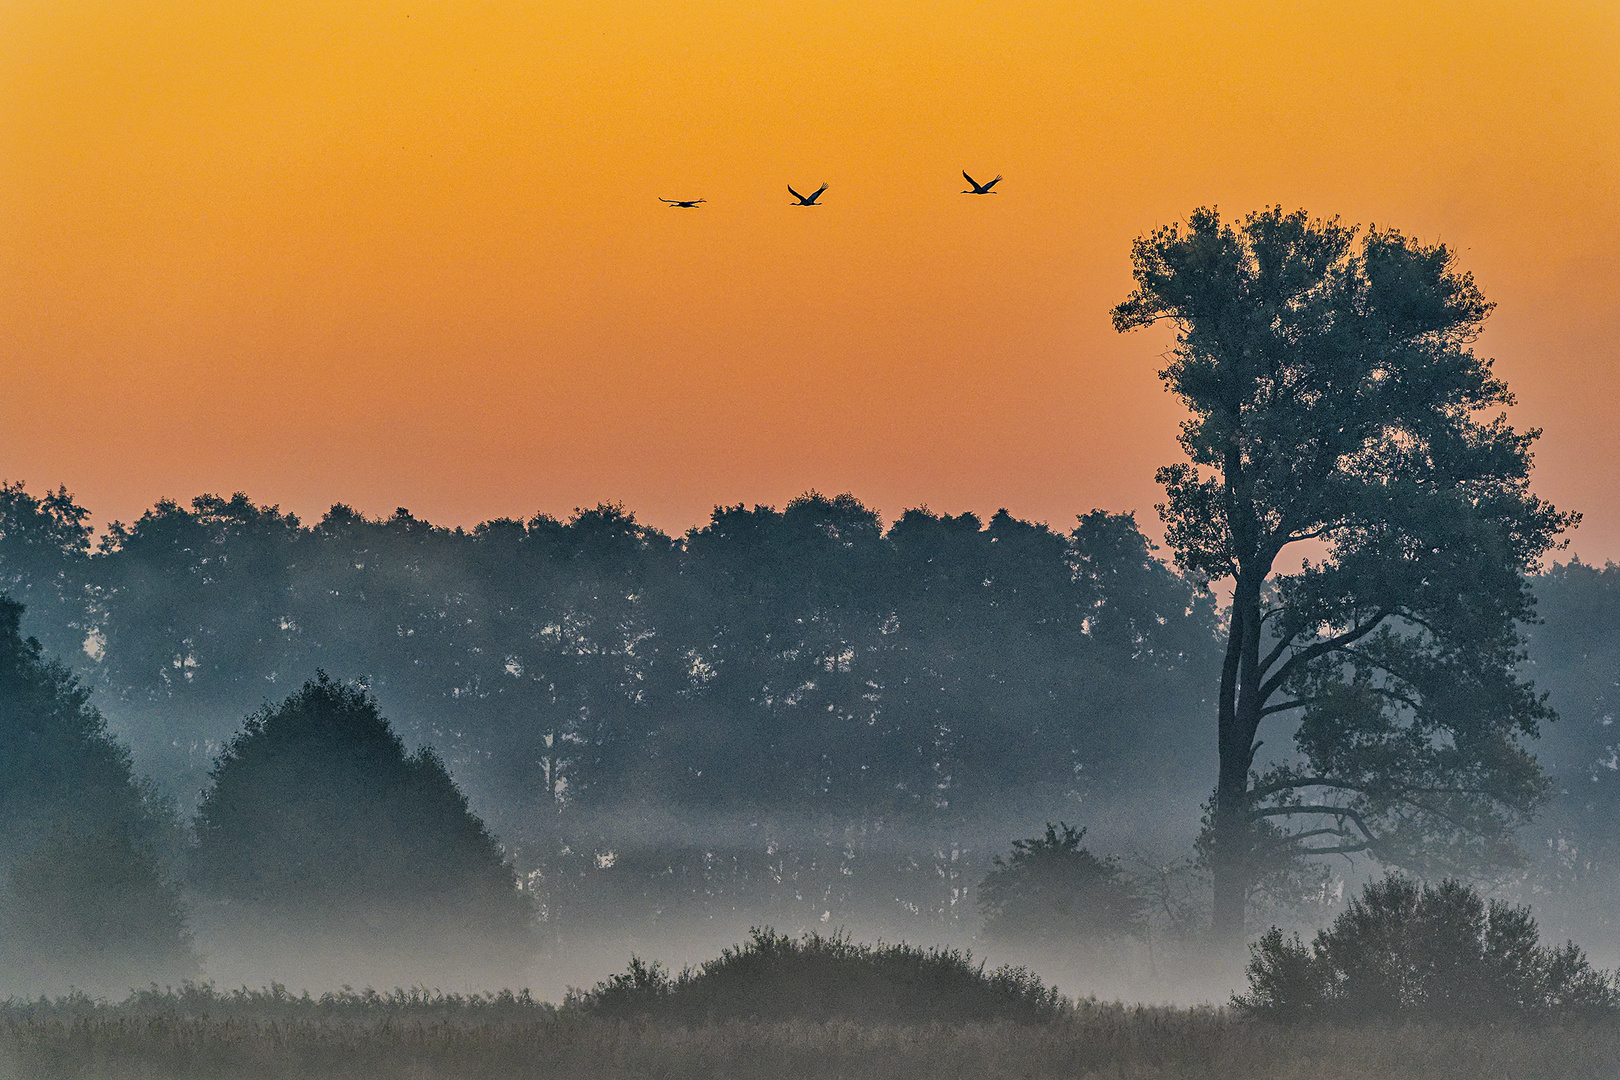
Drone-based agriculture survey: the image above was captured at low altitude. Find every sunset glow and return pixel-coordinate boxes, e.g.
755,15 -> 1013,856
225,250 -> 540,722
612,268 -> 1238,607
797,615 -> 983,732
4,1 -> 1617,556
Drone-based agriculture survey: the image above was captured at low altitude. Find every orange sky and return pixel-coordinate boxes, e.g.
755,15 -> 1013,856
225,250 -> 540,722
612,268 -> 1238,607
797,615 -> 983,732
4,1 -> 1618,561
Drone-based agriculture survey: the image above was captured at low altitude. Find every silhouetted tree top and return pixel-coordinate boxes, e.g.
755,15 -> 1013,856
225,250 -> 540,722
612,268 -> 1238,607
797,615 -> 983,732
0,594 -> 193,989
0,595 -> 142,844
0,481 -> 94,658
1114,206 -> 1576,944
194,672 -> 531,940
978,823 -> 1145,947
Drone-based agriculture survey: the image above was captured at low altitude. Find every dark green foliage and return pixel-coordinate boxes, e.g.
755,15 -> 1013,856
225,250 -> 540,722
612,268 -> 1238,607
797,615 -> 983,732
63,490 -> 1215,819
4,822 -> 194,988
1237,873 -> 1617,1021
0,595 -> 193,992
19,487 -> 1218,936
192,673 -> 533,947
573,928 -> 1062,1024
1114,206 -> 1573,941
0,481 -> 93,660
977,823 -> 1145,947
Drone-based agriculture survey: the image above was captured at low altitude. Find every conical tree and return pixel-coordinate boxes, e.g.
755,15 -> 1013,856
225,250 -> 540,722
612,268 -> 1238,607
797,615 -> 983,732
193,673 -> 533,954
0,595 -> 194,993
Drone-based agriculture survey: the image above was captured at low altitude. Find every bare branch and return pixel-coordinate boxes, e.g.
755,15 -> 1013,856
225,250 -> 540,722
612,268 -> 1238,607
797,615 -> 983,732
1259,609 -> 1394,700
1254,826 -> 1349,849
1249,804 -> 1376,842
1295,841 -> 1376,856
1248,776 -> 1364,801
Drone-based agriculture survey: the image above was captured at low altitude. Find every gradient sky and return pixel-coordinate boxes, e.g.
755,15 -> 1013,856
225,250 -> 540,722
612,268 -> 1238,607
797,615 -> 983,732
4,1 -> 1617,561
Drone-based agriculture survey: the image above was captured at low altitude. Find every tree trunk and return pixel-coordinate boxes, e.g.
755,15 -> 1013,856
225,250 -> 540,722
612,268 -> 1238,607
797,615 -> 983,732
1209,777 -> 1250,950
1210,575 -> 1262,952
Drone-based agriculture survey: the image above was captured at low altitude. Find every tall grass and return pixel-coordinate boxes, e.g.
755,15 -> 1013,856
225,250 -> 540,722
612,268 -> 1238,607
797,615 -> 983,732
3,985 -> 1619,1080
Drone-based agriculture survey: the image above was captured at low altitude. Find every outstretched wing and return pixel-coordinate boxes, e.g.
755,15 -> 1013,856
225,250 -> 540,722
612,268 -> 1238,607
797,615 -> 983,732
963,170 -> 980,189
983,174 -> 1002,190
660,198 -> 678,204
809,182 -> 828,201
788,185 -> 806,202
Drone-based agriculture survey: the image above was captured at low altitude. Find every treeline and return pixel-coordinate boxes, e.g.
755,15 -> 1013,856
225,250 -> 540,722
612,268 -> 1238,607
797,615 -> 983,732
3,481 -> 1619,949
0,482 -> 1225,944
0,484 -> 1218,826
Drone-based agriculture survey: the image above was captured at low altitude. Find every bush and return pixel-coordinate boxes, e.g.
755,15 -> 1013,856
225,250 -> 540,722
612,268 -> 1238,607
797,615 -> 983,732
1237,872 -> 1618,1021
977,823 -> 1144,948
572,928 -> 1063,1024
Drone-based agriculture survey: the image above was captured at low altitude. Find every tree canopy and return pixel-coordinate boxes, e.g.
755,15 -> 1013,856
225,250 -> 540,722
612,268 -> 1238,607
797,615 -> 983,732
1114,206 -> 1574,943
194,673 -> 534,949
9,472 -> 1616,946
0,594 -> 193,993
1238,873 -> 1616,1021
977,823 -> 1145,949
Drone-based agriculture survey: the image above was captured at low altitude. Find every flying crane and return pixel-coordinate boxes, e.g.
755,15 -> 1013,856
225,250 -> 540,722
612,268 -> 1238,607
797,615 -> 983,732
961,171 -> 1002,194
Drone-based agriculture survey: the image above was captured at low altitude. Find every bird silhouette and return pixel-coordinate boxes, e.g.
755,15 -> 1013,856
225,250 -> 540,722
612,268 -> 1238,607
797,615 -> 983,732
660,198 -> 706,208
788,183 -> 828,205
961,171 -> 1002,194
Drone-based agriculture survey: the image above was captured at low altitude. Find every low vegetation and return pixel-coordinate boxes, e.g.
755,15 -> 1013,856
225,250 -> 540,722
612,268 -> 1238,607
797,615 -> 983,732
5,910 -> 1620,1079
572,928 -> 1062,1023
1237,873 -> 1619,1021
4,984 -> 1620,1080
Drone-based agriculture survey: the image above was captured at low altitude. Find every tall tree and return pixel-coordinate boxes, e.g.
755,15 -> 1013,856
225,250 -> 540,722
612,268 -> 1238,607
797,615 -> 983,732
1112,207 -> 1574,946
193,673 -> 534,953
0,595 -> 194,992
0,481 -> 93,660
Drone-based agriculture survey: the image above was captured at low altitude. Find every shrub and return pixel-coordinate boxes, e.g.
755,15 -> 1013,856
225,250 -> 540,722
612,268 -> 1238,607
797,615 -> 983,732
1237,872 -> 1618,1021
977,823 -> 1145,948
572,928 -> 1063,1024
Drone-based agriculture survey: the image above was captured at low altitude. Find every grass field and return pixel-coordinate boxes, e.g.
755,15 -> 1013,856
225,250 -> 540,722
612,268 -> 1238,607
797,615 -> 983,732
5,993 -> 1619,1080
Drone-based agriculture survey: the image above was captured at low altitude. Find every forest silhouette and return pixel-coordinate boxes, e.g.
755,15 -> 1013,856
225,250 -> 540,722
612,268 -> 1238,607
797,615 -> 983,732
3,480 -> 1620,991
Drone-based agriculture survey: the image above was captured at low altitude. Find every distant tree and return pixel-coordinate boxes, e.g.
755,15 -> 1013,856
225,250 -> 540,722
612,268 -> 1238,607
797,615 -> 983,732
1113,207 -> 1575,945
1237,873 -> 1617,1021
1516,561 -> 1620,933
977,823 -> 1145,948
192,673 -> 533,950
1068,509 -> 1217,667
0,481 -> 93,659
0,595 -> 193,992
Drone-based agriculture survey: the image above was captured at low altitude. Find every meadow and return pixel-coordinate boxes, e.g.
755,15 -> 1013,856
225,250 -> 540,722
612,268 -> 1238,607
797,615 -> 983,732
4,987 -> 1618,1080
